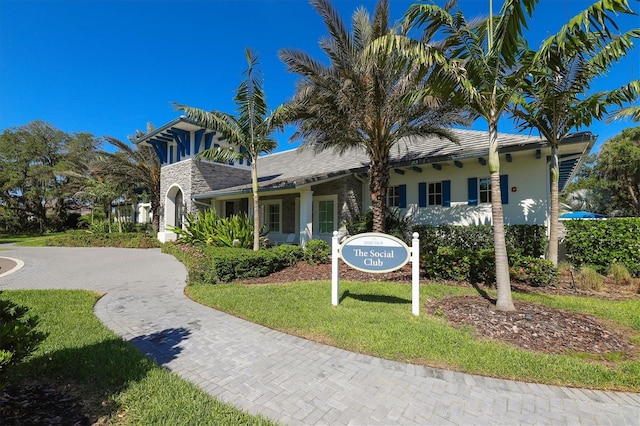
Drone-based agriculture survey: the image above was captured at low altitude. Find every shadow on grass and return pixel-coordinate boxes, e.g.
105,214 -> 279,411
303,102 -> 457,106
6,327 -> 191,422
340,289 -> 411,305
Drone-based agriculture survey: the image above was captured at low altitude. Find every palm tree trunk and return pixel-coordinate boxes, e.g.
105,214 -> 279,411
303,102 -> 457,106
251,160 -> 260,251
489,119 -> 515,312
548,144 -> 560,266
369,155 -> 389,233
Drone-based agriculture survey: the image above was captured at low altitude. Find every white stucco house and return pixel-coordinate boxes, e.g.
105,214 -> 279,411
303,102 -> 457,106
132,116 -> 595,245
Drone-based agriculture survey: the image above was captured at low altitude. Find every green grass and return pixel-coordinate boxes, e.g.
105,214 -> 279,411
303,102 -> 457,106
0,233 -> 54,246
186,281 -> 640,392
0,290 -> 277,425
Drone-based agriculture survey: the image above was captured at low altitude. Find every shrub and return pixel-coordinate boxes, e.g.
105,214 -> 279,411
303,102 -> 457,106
575,265 -> 604,291
344,208 -> 413,242
303,239 -> 331,265
163,243 -> 304,284
45,232 -> 160,248
412,224 -> 547,259
509,255 -> 558,287
423,246 -> 473,282
0,293 -> 48,376
171,210 -> 265,248
564,218 -> 640,277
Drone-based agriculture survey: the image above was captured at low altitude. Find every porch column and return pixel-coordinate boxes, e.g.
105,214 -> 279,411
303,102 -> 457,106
247,195 -> 254,219
299,189 -> 313,247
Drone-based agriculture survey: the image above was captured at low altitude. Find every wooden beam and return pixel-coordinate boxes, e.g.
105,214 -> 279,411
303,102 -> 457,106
394,168 -> 405,175
478,157 -> 486,165
432,164 -> 442,170
412,166 -> 422,173
506,153 -> 512,162
454,160 -> 463,168
536,149 -> 541,159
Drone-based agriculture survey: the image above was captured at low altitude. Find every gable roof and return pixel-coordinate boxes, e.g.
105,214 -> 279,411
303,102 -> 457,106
193,129 -> 596,199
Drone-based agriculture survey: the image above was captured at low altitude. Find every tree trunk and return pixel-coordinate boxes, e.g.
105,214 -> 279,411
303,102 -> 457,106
252,160 -> 260,251
548,144 -> 560,266
369,155 -> 390,233
488,119 -> 515,312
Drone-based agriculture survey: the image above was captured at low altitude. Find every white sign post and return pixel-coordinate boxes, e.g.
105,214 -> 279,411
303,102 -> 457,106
332,231 -> 420,316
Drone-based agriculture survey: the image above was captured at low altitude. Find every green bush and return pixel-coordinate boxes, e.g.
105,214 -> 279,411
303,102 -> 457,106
303,239 -> 331,265
0,293 -> 48,376
564,218 -> 640,277
412,224 -> 547,258
344,208 -> 413,242
171,210 -> 265,249
162,243 -> 304,284
509,255 -> 558,287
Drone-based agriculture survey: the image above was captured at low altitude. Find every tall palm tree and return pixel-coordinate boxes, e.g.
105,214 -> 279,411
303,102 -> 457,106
277,0 -> 467,233
93,137 -> 162,233
511,4 -> 638,266
173,48 -> 281,251
399,0 -> 538,311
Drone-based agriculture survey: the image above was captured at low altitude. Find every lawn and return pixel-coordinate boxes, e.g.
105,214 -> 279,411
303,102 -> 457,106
186,280 -> 640,392
0,290 -> 276,425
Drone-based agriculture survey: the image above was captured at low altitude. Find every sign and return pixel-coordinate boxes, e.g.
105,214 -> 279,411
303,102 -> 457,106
340,233 -> 410,273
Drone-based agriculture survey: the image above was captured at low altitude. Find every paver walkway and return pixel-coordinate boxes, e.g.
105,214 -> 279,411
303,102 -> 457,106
1,246 -> 639,425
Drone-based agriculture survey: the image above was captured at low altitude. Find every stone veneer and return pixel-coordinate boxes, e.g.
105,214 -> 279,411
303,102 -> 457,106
159,159 -> 250,232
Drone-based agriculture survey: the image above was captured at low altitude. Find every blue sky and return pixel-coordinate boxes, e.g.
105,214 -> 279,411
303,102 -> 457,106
1,0 -> 638,154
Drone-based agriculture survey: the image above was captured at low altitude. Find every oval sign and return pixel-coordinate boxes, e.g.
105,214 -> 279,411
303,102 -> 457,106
340,232 -> 410,273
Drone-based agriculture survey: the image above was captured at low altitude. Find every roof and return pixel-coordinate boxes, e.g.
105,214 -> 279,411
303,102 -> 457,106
193,129 -> 596,199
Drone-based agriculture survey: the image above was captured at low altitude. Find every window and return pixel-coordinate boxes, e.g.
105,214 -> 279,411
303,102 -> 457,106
318,200 -> 334,233
428,182 -> 442,206
314,195 -> 337,235
479,177 -> 492,204
260,201 -> 281,233
387,186 -> 400,207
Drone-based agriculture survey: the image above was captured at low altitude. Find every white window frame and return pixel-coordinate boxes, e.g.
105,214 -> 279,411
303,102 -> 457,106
313,195 -> 338,235
386,186 -> 401,207
479,177 -> 492,204
260,200 -> 282,233
428,181 -> 443,206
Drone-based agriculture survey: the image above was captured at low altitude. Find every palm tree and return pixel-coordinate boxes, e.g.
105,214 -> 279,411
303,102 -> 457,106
277,0 -> 467,233
511,4 -> 638,266
92,137 -> 162,233
399,0 -> 538,311
173,48 -> 281,251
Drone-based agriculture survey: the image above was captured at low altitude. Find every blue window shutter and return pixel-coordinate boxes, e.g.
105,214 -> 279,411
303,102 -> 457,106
500,174 -> 509,204
418,182 -> 426,207
399,184 -> 407,208
443,180 -> 451,207
468,178 -> 478,205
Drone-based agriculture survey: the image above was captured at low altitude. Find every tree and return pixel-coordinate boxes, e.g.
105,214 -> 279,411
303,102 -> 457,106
399,0 -> 539,311
510,0 -> 638,265
594,127 -> 640,216
277,0 -> 467,233
91,137 -> 162,233
173,48 -> 282,251
0,120 -> 98,233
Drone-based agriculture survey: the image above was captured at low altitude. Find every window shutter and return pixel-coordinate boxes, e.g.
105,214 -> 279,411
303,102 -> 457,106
418,182 -> 426,207
399,184 -> 407,208
468,178 -> 478,205
443,180 -> 451,207
500,174 -> 509,204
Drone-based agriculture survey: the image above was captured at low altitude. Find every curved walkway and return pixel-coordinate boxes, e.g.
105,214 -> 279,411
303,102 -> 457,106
1,246 -> 639,425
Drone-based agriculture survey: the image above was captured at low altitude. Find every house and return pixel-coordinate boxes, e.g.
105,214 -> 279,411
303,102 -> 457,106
132,116 -> 595,245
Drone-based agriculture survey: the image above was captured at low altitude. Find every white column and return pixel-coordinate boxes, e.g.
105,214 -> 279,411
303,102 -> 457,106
299,189 -> 313,247
411,232 -> 420,316
331,231 -> 340,306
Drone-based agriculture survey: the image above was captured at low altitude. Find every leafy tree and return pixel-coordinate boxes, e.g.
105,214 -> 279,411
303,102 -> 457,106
510,0 -> 638,265
91,137 -> 162,232
277,0 -> 467,233
0,120 -> 98,233
173,48 -> 282,251
594,127 -> 640,216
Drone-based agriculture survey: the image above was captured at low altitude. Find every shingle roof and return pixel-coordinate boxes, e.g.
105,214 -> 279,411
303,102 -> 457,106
194,129 -> 568,199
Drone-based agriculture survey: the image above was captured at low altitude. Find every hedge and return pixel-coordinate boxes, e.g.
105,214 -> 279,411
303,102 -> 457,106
45,232 -> 161,248
564,218 -> 640,277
